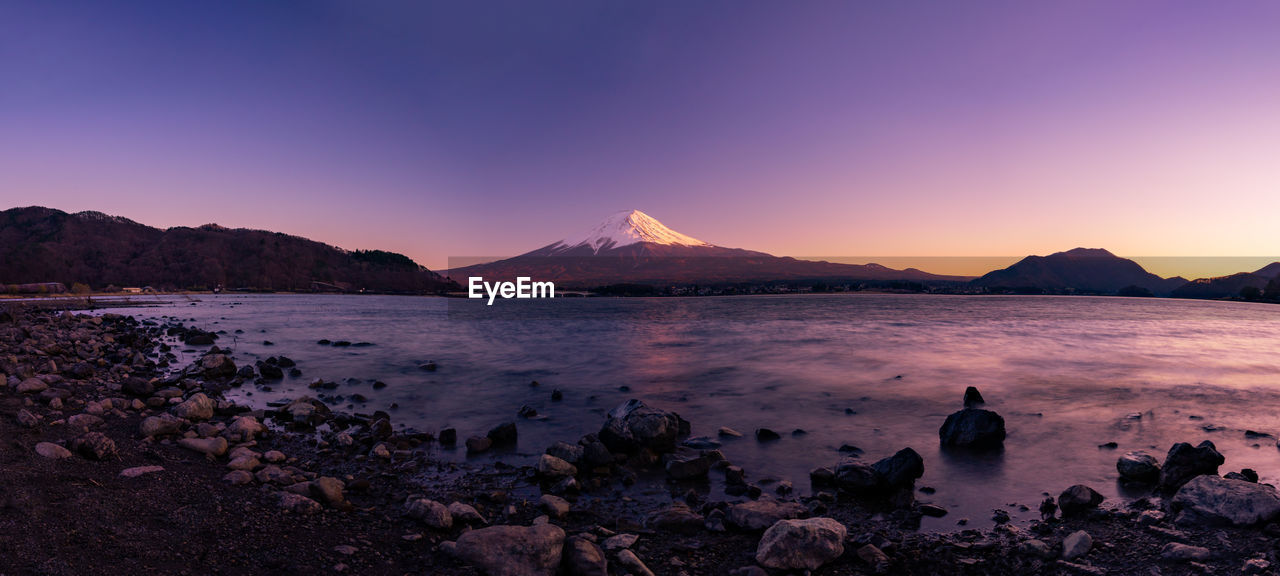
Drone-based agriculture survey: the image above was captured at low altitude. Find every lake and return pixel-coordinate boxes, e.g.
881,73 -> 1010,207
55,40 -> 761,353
99,293 -> 1280,531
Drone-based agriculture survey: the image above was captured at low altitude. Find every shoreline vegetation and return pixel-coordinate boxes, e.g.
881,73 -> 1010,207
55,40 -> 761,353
4,304 -> 1280,575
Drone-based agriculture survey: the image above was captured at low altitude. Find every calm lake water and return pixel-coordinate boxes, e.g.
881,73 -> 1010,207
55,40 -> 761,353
99,293 -> 1280,530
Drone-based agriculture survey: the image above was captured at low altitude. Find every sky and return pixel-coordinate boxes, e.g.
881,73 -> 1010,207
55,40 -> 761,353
2,0 -> 1279,277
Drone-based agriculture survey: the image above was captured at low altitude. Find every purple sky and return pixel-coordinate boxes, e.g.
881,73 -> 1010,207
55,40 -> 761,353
2,1 -> 1278,275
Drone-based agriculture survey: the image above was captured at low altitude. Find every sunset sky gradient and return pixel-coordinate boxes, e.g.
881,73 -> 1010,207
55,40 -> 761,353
2,1 -> 1278,276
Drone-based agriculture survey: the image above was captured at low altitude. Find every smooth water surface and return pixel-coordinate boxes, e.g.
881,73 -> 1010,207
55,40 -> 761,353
100,293 -> 1280,530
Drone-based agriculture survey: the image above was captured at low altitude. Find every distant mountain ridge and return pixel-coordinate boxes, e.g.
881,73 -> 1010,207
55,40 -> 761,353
1171,263 -> 1280,300
450,209 -> 969,287
0,206 -> 452,293
970,248 -> 1188,295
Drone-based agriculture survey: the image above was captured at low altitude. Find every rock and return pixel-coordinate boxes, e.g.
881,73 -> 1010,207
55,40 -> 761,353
121,376 -> 154,396
615,550 -> 654,576
487,422 -> 518,446
439,428 -> 457,446
718,426 -> 744,438
200,354 -> 237,378
536,454 -> 577,479
466,436 -> 492,454
70,432 -> 117,460
1159,441 -> 1224,491
871,447 -> 924,488
66,413 -> 103,430
918,504 -> 948,517
258,363 -> 284,379
262,450 -> 287,463
17,378 -> 48,394
581,440 -> 612,468
65,361 -> 94,379
277,492 -> 322,515
962,386 -> 985,408
1170,475 -> 1280,526
546,441 -> 584,464
447,502 -> 486,525
599,399 -> 686,454
857,544 -> 891,573
310,476 -> 345,506
1225,469 -> 1259,483
755,428 -> 782,442
225,415 -> 266,441
1058,485 -> 1104,517
226,455 -> 259,471
1161,542 -> 1210,561
223,470 -> 254,485
601,534 -> 638,551
35,442 -> 72,459
255,465 -> 296,485
1018,539 -> 1054,559
538,494 -> 570,518
938,408 -> 1005,448
664,450 -> 720,480
1137,510 -> 1165,525
140,413 -> 184,437
645,503 -> 705,533
17,408 -> 41,428
1061,530 -> 1092,560
172,393 -> 215,421
834,461 -> 881,494
119,465 -> 164,478
371,444 -> 391,459
1243,558 -> 1272,574
562,535 -> 607,576
178,436 -> 228,457
727,498 -> 808,532
405,497 -> 452,529
453,524 -> 565,576
755,517 -> 846,571
1117,451 -> 1160,483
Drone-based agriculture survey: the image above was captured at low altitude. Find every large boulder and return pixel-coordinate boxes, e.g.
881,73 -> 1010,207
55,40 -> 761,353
1170,475 -> 1280,527
755,517 -> 846,571
939,408 -> 1005,448
1159,441 -> 1224,491
1058,484 -> 1104,517
599,399 -> 687,454
871,448 -> 924,488
1117,451 -> 1160,484
172,393 -> 215,421
454,524 -> 565,576
200,354 -> 237,379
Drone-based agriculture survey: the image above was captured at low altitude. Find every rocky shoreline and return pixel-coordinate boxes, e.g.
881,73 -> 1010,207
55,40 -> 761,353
3,304 -> 1279,575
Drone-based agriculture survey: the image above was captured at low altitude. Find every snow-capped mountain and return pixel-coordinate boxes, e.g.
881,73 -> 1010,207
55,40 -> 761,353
450,209 -> 966,287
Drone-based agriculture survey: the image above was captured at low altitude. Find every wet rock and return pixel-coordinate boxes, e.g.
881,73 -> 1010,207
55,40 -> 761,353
1058,484 -> 1104,517
226,415 -> 266,441
453,524 -> 565,576
718,426 -> 744,438
258,363 -> 284,379
857,544 -> 891,573
871,447 -> 924,488
1061,530 -> 1092,560
918,504 -> 948,517
962,386 -> 985,408
1225,469 -> 1259,483
172,392 -> 215,421
835,461 -> 881,494
938,408 -> 1005,449
236,365 -> 256,379
1117,451 -> 1160,484
664,450 -> 721,480
1170,475 -> 1280,526
615,550 -> 654,576
405,497 -> 452,529
581,440 -> 612,468
178,436 -> 228,457
277,492 -> 321,515
487,422 -> 518,446
466,436 -> 492,454
545,442 -> 584,466
200,354 -> 236,378
1161,542 -> 1210,561
140,413 -> 184,437
35,442 -> 72,459
755,428 -> 782,442
755,517 -> 847,571
562,535 -> 607,576
1159,440 -> 1223,491
70,432 -> 117,460
599,399 -> 685,454
518,405 -> 538,418
447,502 -> 487,525
645,503 -> 704,533
727,498 -> 807,532
536,454 -> 577,479
17,378 -> 48,394
439,428 -> 457,446
538,494 -> 570,519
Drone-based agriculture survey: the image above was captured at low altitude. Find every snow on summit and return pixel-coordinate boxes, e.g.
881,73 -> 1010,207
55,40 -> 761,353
555,209 -> 711,253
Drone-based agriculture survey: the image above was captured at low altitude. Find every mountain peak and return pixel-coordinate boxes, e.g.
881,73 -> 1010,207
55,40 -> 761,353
557,209 -> 710,254
1053,247 -> 1116,258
